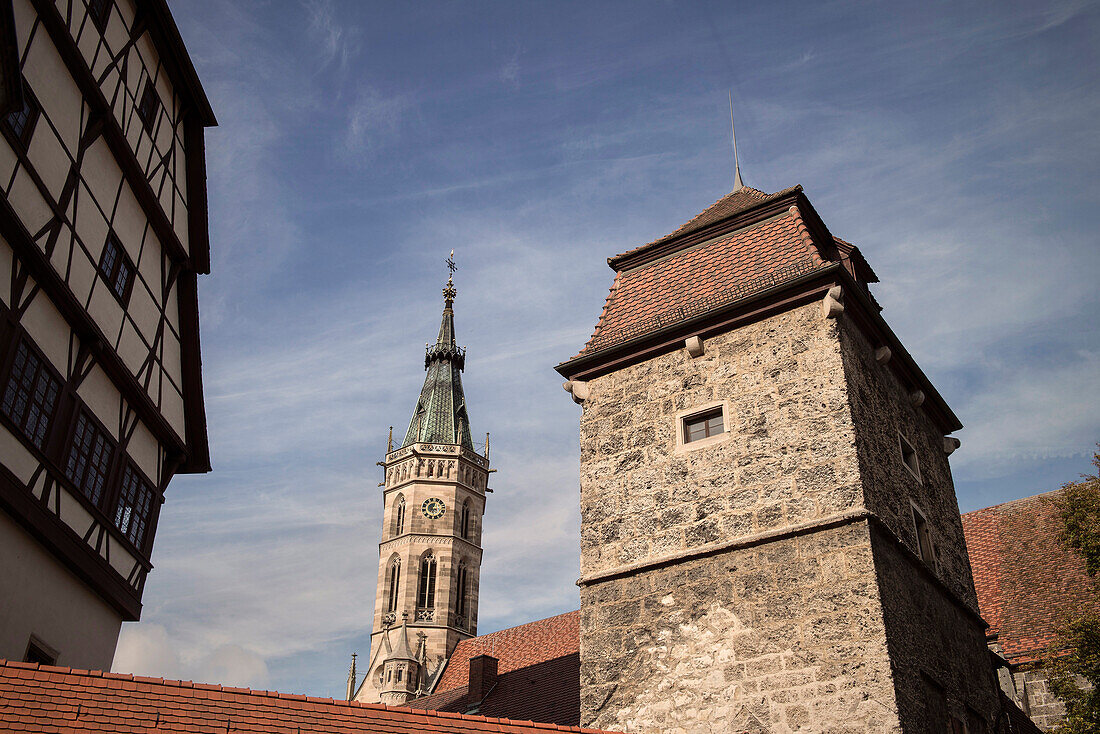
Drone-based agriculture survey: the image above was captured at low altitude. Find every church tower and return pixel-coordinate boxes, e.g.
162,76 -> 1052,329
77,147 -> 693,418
557,184 -> 1001,732
354,272 -> 490,705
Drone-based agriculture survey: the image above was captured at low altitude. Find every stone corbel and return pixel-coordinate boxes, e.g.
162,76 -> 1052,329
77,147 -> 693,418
563,380 -> 590,404
909,390 -> 925,407
685,335 -> 704,358
874,346 -> 892,364
944,437 -> 961,455
822,285 -> 844,319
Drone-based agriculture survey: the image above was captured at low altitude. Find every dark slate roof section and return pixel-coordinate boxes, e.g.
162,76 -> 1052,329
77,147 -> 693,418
962,490 -> 1100,664
402,288 -> 474,450
0,659 -> 616,733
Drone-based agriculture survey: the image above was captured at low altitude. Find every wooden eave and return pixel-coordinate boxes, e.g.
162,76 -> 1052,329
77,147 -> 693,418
143,0 -> 217,127
555,264 -> 962,435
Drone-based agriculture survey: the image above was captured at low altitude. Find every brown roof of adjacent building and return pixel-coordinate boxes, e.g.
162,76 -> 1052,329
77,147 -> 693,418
433,611 -> 580,695
0,658 -> 613,733
575,192 -> 832,357
962,489 -> 1100,664
410,653 -> 580,727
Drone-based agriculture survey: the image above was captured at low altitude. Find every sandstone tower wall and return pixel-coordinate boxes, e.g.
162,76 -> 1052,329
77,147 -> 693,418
577,302 -> 912,731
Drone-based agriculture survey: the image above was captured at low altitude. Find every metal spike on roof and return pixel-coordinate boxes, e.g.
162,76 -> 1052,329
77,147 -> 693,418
729,90 -> 744,192
401,267 -> 474,450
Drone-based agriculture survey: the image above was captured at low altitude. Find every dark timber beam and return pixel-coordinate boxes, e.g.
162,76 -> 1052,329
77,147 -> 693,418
0,194 -> 189,462
29,0 -> 192,269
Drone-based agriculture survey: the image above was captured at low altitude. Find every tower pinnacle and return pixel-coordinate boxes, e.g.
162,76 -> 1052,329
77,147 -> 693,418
401,259 -> 473,450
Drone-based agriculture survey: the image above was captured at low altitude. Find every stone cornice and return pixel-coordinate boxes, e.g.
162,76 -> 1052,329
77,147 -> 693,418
577,508 -> 985,628
378,533 -> 483,556
385,442 -> 488,469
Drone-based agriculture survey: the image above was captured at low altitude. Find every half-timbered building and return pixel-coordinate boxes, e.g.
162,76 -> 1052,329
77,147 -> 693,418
0,0 -> 213,670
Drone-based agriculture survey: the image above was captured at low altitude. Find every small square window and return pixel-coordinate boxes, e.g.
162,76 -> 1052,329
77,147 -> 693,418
683,407 -> 724,444
912,505 -> 937,569
137,80 -> 159,135
3,80 -> 40,149
899,432 -> 920,481
23,636 -> 57,666
98,234 -> 134,304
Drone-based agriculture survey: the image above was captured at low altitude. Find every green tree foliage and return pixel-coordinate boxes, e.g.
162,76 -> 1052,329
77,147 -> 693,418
1054,449 -> 1100,577
1046,447 -> 1100,734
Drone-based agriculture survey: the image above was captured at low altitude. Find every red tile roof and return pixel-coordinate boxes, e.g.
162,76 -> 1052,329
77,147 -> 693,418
609,185 -> 803,265
576,197 -> 831,357
432,611 -> 580,695
0,658 -> 612,733
962,490 -> 1100,664
410,653 -> 580,727
411,611 -> 581,727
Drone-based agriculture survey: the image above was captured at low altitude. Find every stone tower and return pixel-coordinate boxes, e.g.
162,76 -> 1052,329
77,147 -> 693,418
354,275 -> 490,704
557,185 -> 1001,732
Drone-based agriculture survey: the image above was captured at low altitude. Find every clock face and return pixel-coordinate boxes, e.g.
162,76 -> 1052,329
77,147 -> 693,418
422,497 -> 446,520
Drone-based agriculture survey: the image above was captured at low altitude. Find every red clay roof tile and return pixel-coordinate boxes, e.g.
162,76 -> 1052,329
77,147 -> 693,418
0,658 -> 614,734
574,200 -> 832,358
962,490 -> 1100,664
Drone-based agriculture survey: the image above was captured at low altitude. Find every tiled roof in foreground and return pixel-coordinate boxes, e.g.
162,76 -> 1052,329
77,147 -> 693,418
962,489 -> 1100,664
0,659 -> 612,733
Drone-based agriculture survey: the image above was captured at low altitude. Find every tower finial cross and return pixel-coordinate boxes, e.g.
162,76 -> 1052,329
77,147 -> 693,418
446,249 -> 457,275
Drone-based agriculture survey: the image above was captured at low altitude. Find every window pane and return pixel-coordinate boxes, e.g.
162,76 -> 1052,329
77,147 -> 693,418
67,412 -> 113,507
2,340 -> 62,450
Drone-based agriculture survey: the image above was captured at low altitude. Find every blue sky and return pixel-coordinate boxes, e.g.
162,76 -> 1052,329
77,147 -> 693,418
111,0 -> 1100,698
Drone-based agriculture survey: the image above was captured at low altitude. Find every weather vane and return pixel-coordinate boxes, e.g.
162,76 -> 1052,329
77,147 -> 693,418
446,249 -> 457,275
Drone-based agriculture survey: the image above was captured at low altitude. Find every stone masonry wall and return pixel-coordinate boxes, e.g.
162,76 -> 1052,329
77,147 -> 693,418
578,302 -> 864,581
1014,667 -> 1068,732
836,317 -> 977,607
580,521 -> 903,733
870,526 -> 1001,731
577,302 -> 912,731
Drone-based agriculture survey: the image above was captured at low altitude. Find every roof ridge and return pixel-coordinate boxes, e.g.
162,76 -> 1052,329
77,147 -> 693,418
608,184 -> 803,266
962,488 -> 1063,516
0,657 -> 610,732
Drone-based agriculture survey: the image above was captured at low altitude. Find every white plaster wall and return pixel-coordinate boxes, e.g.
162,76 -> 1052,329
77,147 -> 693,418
0,510 -> 122,669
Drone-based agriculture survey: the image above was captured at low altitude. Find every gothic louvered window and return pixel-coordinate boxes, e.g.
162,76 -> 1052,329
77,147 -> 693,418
87,0 -> 110,32
114,464 -> 154,549
1,339 -> 61,450
417,553 -> 436,610
455,564 -> 468,618
3,81 -> 39,149
66,411 -> 114,506
386,559 -> 401,614
136,80 -> 159,134
98,234 -> 134,304
395,496 -> 406,535
460,500 -> 471,540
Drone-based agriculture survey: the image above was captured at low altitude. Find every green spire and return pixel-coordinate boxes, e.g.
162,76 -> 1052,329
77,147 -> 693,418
401,275 -> 474,450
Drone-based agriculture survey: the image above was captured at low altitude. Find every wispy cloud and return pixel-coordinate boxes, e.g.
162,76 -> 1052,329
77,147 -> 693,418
113,0 -> 1100,700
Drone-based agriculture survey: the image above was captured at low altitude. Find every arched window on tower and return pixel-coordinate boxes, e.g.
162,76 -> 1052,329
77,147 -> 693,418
460,500 -> 472,540
386,557 -> 401,615
394,495 -> 406,536
416,552 -> 437,614
455,563 -> 468,624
